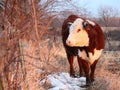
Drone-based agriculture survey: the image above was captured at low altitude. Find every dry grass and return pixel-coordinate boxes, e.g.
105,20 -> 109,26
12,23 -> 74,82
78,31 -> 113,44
22,38 -> 120,90
1,34 -> 120,90
89,67 -> 120,90
88,51 -> 120,90
0,0 -> 120,89
20,38 -> 68,90
0,0 -> 63,89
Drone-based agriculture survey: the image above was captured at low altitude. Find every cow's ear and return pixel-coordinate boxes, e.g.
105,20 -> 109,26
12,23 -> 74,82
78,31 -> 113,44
68,22 -> 72,25
68,22 -> 72,28
82,21 -> 88,28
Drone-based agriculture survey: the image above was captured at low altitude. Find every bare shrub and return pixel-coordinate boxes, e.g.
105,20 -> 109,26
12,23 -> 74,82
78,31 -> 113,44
0,0 -> 62,89
1,0 -> 81,89
88,51 -> 120,90
0,0 -> 119,90
98,6 -> 119,27
18,38 -> 69,89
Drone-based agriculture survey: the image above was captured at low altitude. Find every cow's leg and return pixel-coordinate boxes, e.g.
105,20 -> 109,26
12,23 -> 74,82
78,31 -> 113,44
67,54 -> 75,77
81,59 -> 91,86
77,56 -> 84,77
90,60 -> 98,82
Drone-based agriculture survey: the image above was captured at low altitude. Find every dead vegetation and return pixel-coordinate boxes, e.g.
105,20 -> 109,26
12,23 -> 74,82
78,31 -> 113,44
0,0 -> 76,89
0,0 -> 120,90
88,56 -> 120,90
0,0 -> 61,89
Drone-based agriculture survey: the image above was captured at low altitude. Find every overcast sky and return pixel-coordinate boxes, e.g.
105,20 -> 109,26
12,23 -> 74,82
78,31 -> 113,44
77,0 -> 120,16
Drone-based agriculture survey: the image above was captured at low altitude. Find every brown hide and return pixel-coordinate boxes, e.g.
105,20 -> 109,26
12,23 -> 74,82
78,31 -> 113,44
62,14 -> 105,86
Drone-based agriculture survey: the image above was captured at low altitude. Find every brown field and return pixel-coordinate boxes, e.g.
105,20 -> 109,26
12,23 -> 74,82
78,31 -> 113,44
15,31 -> 120,89
0,27 -> 120,90
0,0 -> 120,89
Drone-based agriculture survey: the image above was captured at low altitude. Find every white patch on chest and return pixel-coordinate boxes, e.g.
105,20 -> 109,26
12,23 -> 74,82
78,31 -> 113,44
86,20 -> 95,26
78,50 -> 89,61
88,49 -> 103,64
78,49 -> 103,64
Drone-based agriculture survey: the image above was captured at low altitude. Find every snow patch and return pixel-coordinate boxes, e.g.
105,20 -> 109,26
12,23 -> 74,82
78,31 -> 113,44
40,72 -> 86,90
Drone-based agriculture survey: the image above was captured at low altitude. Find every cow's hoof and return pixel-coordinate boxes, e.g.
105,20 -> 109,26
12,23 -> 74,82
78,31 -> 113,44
91,78 -> 95,82
70,73 -> 75,77
79,74 -> 84,77
81,77 -> 93,88
79,72 -> 84,77
90,76 -> 95,83
80,84 -> 90,88
90,75 -> 95,82
86,77 -> 92,85
70,74 -> 77,78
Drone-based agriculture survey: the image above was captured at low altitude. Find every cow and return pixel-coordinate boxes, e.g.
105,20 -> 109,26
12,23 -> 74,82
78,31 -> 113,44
62,15 -> 105,86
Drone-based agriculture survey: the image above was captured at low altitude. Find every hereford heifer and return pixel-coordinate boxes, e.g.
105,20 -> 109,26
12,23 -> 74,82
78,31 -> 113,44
62,15 -> 105,86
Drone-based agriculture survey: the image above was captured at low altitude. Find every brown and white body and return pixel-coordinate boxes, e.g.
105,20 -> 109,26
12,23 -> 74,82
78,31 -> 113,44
62,15 -> 105,86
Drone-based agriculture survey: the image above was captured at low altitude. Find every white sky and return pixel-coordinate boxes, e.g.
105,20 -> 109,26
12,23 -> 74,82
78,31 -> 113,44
76,0 -> 120,16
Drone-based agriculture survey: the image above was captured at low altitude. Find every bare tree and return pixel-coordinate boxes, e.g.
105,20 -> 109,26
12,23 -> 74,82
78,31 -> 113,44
98,6 -> 120,51
0,0 -> 62,89
60,0 -> 91,18
1,0 -> 89,89
98,6 -> 119,27
0,0 -> 94,89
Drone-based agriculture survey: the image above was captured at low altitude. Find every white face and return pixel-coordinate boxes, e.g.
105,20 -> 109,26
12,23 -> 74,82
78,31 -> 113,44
66,18 -> 89,47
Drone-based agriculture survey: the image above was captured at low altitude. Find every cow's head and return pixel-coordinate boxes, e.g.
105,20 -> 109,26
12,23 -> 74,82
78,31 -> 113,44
66,18 -> 95,47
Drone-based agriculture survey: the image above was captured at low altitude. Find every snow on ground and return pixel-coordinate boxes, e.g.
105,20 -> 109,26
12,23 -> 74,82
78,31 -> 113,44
40,72 -> 86,90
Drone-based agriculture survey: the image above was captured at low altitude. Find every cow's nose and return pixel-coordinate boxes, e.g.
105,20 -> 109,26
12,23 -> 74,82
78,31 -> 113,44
66,40 -> 72,46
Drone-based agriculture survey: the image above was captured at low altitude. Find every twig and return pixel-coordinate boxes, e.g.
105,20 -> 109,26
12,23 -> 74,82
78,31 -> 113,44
19,39 -> 29,90
31,0 -> 39,41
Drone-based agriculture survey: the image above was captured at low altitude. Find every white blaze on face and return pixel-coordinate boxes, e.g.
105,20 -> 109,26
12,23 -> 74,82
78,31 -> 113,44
66,18 -> 89,47
78,49 -> 103,64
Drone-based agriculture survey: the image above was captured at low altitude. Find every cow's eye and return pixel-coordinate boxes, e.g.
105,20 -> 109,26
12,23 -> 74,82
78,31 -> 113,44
82,21 -> 88,28
77,29 -> 81,33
